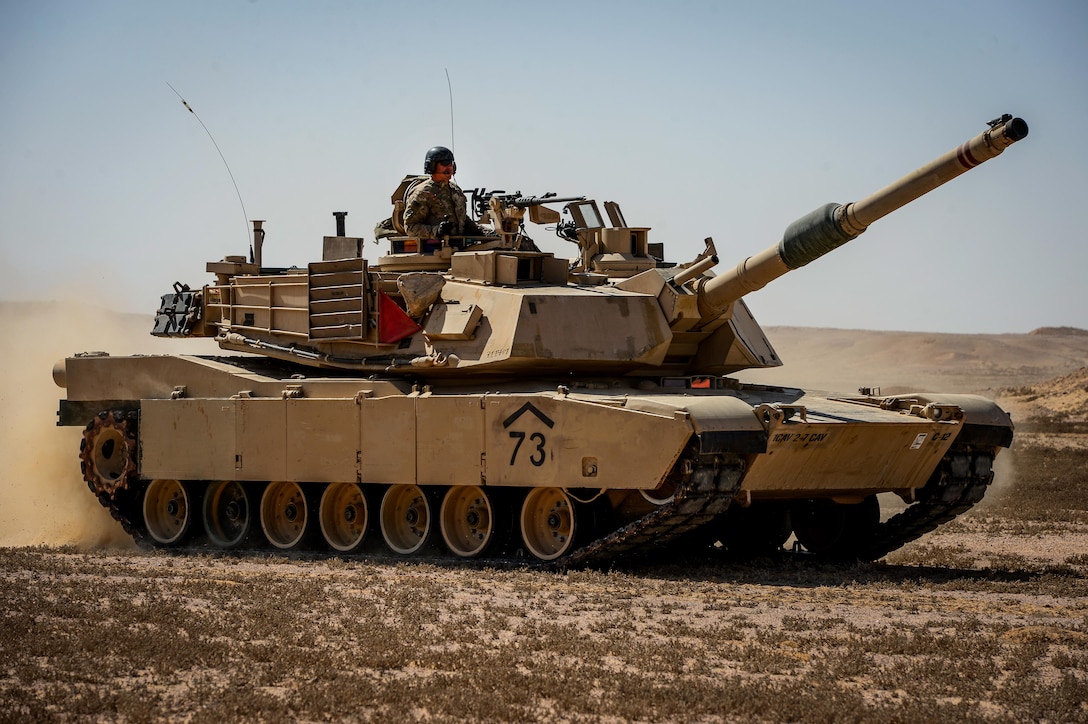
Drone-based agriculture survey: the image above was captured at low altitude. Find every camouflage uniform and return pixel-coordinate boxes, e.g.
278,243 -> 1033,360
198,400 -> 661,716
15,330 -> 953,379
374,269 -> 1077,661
402,178 -> 488,239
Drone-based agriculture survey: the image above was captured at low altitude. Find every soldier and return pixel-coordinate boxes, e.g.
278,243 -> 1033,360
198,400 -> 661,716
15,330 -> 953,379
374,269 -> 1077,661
401,146 -> 492,240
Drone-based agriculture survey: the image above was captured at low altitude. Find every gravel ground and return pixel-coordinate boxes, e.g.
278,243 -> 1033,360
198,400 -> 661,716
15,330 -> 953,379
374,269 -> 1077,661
3,495 -> 1087,723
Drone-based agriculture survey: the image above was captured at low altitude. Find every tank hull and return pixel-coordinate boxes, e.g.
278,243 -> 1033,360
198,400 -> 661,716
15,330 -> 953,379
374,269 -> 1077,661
59,353 -> 1011,563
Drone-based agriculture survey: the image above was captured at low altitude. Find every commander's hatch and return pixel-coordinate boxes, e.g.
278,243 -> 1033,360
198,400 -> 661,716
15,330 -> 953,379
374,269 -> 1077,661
568,200 -> 655,278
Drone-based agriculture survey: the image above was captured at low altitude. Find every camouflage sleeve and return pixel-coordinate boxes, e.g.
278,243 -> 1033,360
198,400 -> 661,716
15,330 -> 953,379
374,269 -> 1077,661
402,186 -> 439,239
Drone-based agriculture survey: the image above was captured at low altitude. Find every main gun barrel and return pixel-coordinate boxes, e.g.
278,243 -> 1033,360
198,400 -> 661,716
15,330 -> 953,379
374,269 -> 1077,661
698,114 -> 1029,315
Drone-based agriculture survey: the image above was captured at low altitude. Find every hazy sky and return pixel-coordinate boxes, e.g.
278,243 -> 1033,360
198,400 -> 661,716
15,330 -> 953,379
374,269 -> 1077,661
1,0 -> 1085,334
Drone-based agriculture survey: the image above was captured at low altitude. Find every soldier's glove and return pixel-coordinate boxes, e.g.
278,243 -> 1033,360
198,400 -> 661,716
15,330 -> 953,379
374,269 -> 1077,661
436,218 -> 453,237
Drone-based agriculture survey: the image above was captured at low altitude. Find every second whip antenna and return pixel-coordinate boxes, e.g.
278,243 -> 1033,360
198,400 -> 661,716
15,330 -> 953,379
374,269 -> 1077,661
166,82 -> 251,251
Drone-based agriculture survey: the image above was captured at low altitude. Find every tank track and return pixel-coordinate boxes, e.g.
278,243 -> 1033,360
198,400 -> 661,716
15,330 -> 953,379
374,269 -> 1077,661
860,444 -> 995,561
84,472 -> 144,543
81,412 -> 990,567
561,456 -> 745,568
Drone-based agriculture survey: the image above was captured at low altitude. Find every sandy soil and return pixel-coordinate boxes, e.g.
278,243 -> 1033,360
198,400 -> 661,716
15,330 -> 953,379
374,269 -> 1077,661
3,523 -> 1087,722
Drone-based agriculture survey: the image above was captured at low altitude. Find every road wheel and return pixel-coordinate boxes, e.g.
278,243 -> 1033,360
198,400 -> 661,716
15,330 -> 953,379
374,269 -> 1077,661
791,495 -> 880,559
260,481 -> 315,550
717,502 -> 793,555
143,479 -> 197,546
440,486 -> 496,558
203,481 -> 260,549
380,484 -> 433,555
520,487 -> 576,561
319,483 -> 370,553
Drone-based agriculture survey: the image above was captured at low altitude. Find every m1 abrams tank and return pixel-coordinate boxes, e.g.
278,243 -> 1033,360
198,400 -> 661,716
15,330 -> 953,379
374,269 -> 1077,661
55,114 -> 1028,564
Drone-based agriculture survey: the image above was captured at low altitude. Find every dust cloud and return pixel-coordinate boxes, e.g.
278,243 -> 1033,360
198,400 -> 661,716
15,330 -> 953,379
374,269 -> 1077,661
0,301 -> 212,549
983,445 -> 1017,510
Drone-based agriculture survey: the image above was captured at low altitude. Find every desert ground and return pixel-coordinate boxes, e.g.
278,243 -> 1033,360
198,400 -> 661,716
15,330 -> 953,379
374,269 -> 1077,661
1,303 -> 1087,722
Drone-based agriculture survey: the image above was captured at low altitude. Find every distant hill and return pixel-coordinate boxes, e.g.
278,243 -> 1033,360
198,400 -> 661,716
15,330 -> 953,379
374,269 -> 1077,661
998,366 -> 1088,423
1029,326 -> 1088,337
735,326 -> 1088,397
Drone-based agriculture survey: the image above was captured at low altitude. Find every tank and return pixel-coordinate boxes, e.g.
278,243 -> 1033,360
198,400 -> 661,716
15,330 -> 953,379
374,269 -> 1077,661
55,114 -> 1028,564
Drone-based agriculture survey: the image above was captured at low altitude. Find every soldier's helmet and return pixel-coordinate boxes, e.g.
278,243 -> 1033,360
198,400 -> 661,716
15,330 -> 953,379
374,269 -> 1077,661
424,146 -> 455,174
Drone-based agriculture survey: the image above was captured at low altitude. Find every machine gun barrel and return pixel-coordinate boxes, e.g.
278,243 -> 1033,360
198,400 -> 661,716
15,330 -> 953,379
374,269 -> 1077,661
698,114 -> 1029,315
510,194 -> 586,208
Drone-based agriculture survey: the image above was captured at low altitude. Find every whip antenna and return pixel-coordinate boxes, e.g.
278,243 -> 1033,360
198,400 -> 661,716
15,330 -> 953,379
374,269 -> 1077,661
166,82 -> 251,250
445,68 -> 455,155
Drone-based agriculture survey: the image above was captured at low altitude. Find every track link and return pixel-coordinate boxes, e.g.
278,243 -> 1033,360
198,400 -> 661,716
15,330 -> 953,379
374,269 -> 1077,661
561,456 -> 744,568
861,445 -> 995,561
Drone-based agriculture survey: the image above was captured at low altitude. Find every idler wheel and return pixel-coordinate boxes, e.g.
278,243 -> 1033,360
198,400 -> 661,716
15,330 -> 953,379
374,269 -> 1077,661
440,486 -> 496,558
80,410 -> 138,498
380,484 -> 433,555
203,481 -> 258,549
319,483 -> 370,553
143,479 -> 196,546
791,495 -> 880,559
639,477 -> 678,505
520,487 -> 576,561
260,481 -> 313,550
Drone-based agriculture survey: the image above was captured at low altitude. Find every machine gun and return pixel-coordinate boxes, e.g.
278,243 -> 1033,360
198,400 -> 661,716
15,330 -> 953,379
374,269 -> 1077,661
469,189 -> 585,249
470,189 -> 586,217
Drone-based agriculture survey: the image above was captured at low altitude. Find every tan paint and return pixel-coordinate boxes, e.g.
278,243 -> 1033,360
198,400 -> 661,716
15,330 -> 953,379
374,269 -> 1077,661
742,417 -> 957,496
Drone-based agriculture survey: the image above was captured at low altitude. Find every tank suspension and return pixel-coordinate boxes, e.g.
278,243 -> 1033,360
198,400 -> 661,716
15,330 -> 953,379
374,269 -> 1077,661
80,409 -> 139,499
791,495 -> 880,558
90,441 -> 996,564
203,481 -> 260,549
105,454 -> 752,565
558,453 -> 745,568
521,488 -> 577,561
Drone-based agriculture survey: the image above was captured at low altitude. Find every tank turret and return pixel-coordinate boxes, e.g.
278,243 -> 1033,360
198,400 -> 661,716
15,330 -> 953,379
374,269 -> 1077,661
161,115 -> 1026,379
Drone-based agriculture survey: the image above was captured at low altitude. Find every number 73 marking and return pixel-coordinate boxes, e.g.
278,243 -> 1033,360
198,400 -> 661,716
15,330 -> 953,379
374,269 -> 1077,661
509,431 -> 546,467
